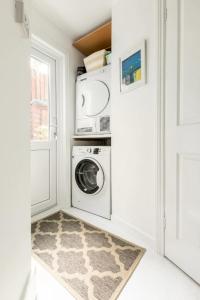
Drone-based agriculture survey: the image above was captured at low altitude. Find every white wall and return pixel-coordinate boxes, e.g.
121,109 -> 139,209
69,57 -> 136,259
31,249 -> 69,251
111,0 -> 158,248
31,8 -> 84,209
31,0 -> 158,249
0,1 -> 31,299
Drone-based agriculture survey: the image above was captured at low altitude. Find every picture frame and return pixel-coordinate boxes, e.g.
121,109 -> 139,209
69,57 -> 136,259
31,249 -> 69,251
120,40 -> 146,93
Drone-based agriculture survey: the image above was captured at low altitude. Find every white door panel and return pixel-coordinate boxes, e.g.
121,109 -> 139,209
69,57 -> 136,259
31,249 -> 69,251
31,149 -> 50,205
178,0 -> 200,125
165,0 -> 200,283
30,48 -> 57,215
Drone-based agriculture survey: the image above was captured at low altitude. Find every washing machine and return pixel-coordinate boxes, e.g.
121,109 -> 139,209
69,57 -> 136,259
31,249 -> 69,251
72,146 -> 111,219
75,65 -> 111,135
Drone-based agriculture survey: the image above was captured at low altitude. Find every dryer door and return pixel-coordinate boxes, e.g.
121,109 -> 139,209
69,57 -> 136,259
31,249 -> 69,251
80,80 -> 110,117
75,158 -> 104,195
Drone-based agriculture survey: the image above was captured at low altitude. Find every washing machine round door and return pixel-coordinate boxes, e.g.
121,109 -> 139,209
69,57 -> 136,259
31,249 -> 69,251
75,159 -> 104,195
81,80 -> 110,117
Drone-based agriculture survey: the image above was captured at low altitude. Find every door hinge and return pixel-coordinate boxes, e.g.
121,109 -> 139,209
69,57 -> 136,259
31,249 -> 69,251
164,7 -> 168,22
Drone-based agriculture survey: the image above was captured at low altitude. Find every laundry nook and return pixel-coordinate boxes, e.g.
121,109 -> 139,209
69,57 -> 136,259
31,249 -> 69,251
1,1 -> 200,300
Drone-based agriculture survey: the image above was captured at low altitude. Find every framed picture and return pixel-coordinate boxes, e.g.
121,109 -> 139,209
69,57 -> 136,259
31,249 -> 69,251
120,40 -> 146,93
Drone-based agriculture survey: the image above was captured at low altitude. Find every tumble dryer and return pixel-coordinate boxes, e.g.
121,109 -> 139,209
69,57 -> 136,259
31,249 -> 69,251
75,65 -> 111,135
72,146 -> 111,219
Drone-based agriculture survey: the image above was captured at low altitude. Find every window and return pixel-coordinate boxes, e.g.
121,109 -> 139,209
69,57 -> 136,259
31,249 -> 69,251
30,56 -> 49,141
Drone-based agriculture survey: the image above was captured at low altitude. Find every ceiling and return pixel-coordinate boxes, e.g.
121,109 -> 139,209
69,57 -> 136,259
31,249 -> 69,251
32,0 -> 112,40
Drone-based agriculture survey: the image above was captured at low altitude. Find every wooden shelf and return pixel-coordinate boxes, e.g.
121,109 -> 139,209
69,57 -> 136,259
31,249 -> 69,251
72,134 -> 111,139
73,21 -> 111,56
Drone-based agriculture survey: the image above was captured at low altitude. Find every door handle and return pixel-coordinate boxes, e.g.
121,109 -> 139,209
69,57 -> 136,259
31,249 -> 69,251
82,94 -> 85,107
50,124 -> 57,139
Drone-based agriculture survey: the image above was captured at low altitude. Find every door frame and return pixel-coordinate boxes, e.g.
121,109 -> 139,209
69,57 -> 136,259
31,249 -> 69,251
31,47 -> 57,215
156,0 -> 167,255
31,35 -> 67,213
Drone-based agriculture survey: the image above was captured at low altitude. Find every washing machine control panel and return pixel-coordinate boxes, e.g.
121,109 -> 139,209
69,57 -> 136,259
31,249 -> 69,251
87,148 -> 92,153
93,148 -> 100,154
86,147 -> 101,154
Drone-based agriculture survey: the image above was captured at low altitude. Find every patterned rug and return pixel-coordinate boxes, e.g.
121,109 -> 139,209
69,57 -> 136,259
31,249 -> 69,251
31,211 -> 145,300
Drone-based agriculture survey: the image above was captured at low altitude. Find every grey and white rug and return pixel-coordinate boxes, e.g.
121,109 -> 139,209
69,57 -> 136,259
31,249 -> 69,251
32,211 -> 145,300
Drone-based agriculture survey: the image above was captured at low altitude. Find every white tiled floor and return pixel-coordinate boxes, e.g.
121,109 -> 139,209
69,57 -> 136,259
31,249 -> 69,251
34,208 -> 200,300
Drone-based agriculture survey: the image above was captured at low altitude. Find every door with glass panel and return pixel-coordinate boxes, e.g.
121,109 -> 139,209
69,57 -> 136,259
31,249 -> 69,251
30,47 -> 57,215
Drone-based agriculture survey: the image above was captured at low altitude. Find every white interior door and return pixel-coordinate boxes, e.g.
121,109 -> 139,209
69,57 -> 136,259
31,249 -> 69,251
165,0 -> 200,283
31,47 -> 57,215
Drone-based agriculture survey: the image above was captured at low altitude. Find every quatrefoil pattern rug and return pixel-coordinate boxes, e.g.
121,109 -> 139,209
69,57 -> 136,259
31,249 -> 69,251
32,211 -> 145,300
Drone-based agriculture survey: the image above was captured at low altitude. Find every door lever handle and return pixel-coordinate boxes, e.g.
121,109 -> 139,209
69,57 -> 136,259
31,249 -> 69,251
53,130 -> 58,140
82,94 -> 85,107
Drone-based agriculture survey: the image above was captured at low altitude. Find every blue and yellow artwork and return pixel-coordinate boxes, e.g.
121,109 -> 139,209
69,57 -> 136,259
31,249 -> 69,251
122,50 -> 142,85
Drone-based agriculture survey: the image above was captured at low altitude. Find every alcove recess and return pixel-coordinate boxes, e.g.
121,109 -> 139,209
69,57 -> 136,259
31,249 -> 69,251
72,135 -> 111,147
72,21 -> 112,147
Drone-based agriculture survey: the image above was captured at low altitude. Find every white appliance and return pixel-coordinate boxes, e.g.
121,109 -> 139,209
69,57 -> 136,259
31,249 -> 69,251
72,146 -> 111,219
75,65 -> 111,135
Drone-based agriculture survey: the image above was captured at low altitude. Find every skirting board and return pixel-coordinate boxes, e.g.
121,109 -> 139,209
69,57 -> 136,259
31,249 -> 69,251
22,263 -> 37,300
111,214 -> 156,251
31,205 -> 62,223
64,207 -> 155,251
